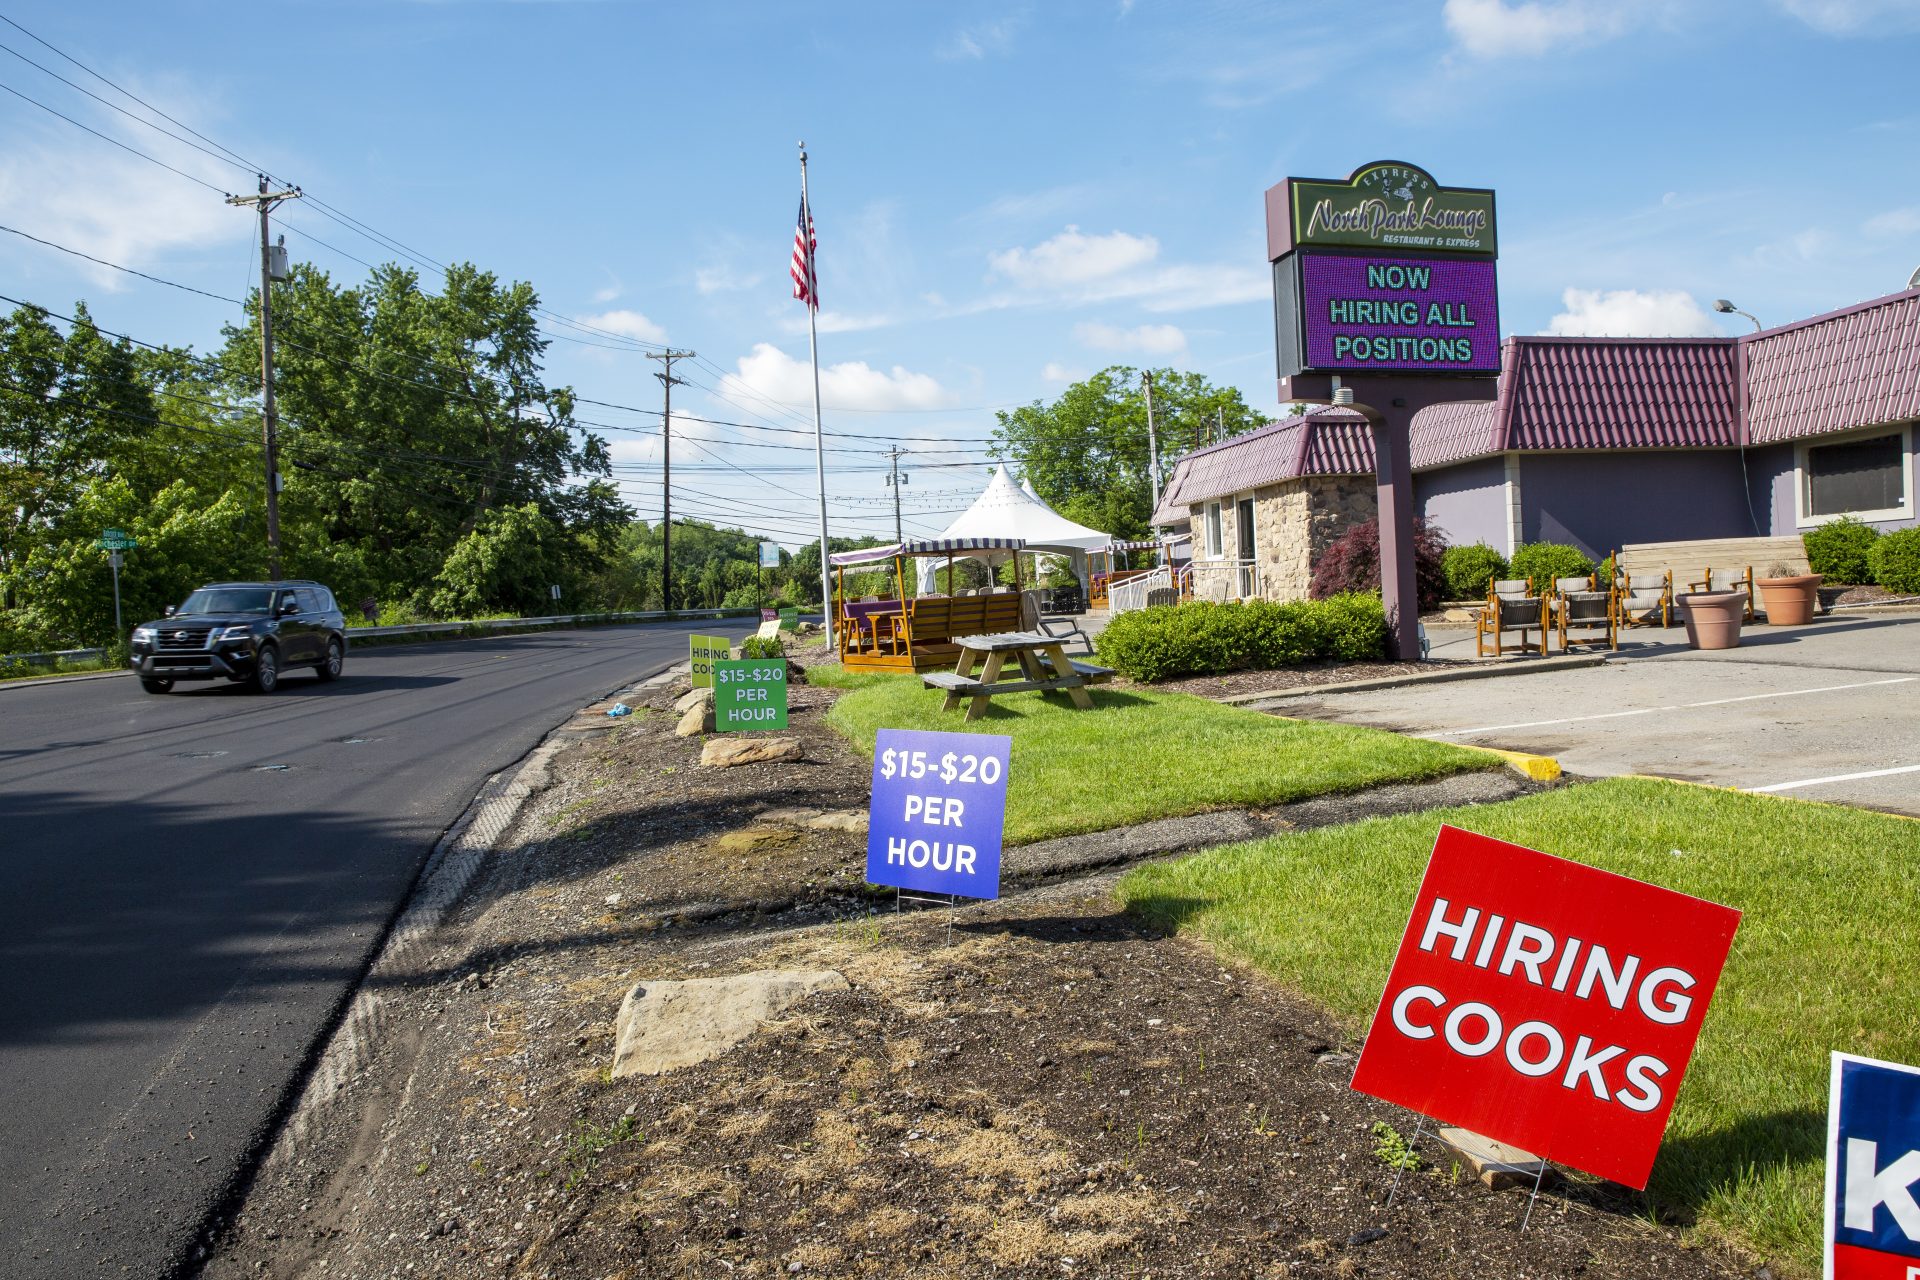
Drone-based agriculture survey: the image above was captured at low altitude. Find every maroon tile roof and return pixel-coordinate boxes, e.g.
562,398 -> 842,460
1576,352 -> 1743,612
1410,399 -> 1498,468
1742,287 -> 1920,444
1501,337 -> 1738,450
1157,407 -> 1372,514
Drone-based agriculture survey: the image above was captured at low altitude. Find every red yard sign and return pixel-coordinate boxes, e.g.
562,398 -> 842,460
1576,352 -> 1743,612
1350,825 -> 1741,1189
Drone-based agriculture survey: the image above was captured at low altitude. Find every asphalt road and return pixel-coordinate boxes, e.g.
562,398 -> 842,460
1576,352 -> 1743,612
0,620 -> 731,1279
1299,611 -> 1920,814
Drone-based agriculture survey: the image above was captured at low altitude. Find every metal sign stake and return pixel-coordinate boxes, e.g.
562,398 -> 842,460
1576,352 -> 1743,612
1519,1158 -> 1549,1231
1383,1114 -> 1427,1209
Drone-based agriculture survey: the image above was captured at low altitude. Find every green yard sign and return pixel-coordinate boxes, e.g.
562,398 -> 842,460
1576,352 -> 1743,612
713,659 -> 788,731
778,607 -> 799,631
689,634 -> 732,688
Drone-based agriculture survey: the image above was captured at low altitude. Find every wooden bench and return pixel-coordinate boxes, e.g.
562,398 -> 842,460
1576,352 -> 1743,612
1035,655 -> 1116,683
1619,534 -> 1821,619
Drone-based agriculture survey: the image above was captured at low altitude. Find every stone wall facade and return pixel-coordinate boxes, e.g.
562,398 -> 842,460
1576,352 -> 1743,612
1186,474 -> 1376,602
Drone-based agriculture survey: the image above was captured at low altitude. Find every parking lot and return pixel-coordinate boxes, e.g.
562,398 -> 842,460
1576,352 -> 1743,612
1283,612 -> 1920,816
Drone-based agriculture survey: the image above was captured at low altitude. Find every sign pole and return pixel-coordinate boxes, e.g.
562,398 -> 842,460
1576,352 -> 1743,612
109,551 -> 122,635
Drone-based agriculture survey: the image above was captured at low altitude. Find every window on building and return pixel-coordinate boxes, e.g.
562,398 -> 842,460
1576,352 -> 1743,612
1800,427 -> 1911,524
1205,502 -> 1223,557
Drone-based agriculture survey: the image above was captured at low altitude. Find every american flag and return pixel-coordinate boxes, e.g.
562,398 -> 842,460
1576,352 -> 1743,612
790,196 -> 817,310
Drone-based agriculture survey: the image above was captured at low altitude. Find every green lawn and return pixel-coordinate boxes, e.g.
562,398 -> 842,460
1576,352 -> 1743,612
1118,777 -> 1920,1273
816,665 -> 1496,845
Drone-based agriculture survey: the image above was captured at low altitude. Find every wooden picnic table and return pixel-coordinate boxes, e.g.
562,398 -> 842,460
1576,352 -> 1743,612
920,630 -> 1115,722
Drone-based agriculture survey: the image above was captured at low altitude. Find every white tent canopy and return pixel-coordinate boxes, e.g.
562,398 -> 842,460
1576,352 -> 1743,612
916,463 -> 1110,593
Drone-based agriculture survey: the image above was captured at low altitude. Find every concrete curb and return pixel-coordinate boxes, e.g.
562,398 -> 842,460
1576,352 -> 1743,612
0,668 -> 129,692
1251,707 -> 1563,783
264,659 -> 689,1157
1220,652 -> 1610,705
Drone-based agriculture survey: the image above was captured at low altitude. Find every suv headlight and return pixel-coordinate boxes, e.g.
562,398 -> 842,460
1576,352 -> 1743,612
217,625 -> 255,641
131,626 -> 156,643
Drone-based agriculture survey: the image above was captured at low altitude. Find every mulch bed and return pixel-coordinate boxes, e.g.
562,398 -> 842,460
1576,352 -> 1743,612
201,665 -> 1754,1280
1127,661 -> 1462,700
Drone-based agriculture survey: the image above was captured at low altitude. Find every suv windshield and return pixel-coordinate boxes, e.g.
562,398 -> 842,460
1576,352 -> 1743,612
177,588 -> 275,615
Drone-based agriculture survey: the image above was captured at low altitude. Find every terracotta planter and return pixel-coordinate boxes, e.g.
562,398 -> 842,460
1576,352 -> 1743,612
1677,592 -> 1746,650
1756,573 -> 1823,625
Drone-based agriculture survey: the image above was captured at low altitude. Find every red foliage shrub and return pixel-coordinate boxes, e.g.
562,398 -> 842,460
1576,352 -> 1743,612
1307,517 -> 1449,612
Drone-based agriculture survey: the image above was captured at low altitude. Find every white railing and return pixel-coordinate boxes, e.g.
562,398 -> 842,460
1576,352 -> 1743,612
1189,559 -> 1261,601
1108,568 -> 1172,615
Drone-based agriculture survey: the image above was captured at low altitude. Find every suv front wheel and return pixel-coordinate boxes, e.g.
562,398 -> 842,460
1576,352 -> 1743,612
315,638 -> 344,682
249,645 -> 280,695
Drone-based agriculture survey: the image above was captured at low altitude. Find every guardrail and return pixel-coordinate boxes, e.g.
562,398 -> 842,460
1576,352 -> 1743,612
346,606 -> 760,642
0,646 -> 108,669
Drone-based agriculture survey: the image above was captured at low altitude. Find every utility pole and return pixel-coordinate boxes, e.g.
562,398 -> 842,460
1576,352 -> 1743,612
884,445 -> 908,544
1141,371 -> 1163,527
647,349 -> 696,612
226,174 -> 301,580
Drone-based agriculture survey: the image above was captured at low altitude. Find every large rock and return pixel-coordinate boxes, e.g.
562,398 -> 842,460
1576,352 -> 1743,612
674,703 -> 714,737
673,686 -> 714,714
612,969 -> 848,1076
699,736 -> 803,767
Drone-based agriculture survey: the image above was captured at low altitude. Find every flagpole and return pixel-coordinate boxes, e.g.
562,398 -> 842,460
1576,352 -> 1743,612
800,141 -> 833,640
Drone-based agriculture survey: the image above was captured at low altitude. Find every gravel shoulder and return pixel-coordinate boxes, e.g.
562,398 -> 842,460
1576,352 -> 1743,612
197,664 -> 1746,1280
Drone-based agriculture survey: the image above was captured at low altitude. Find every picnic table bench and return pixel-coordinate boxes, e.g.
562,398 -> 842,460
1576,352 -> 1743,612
921,630 -> 1115,721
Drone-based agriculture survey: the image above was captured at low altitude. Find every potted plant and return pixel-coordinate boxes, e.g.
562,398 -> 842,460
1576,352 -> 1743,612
1755,561 -> 1823,626
1675,590 -> 1746,650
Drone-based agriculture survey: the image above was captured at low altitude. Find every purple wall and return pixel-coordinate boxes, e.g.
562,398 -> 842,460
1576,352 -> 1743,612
1417,454 -> 1506,549
1518,451 -> 1760,558
1746,437 -> 1919,534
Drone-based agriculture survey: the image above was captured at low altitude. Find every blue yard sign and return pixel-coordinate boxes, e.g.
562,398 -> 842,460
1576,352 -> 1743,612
1827,1052 -> 1920,1279
865,728 -> 1010,900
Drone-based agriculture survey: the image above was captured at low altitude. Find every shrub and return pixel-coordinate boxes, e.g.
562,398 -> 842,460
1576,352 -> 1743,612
1509,542 -> 1595,593
1804,516 -> 1881,584
740,633 -> 784,659
1095,594 -> 1387,682
1441,543 -> 1508,601
1308,518 -> 1448,613
1868,526 -> 1920,594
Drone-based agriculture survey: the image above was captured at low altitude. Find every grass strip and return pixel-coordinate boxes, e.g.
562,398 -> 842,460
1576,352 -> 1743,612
817,665 -> 1496,845
1117,776 -> 1920,1273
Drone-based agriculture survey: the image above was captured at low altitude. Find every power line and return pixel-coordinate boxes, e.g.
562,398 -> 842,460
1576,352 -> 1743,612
0,76 -> 229,194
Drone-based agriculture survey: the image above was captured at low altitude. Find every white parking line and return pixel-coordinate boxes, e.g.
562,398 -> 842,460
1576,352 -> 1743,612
1748,763 -> 1920,793
1420,677 -> 1917,737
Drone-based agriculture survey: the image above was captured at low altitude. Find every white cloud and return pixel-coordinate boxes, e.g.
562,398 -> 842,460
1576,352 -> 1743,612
719,342 -> 953,412
1865,207 -> 1920,236
1776,0 -> 1920,33
572,309 -> 666,343
985,226 -> 1266,313
1543,288 -> 1724,337
1442,0 -> 1638,57
938,15 -> 1026,60
695,263 -> 763,294
1075,321 -> 1188,355
990,226 -> 1160,289
0,92 -> 240,288
1041,361 -> 1087,384
778,309 -> 894,336
591,279 -> 622,303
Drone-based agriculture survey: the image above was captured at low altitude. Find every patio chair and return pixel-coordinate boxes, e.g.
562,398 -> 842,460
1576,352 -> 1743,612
1615,570 -> 1673,629
1019,590 -> 1091,651
1552,574 -> 1595,595
1694,565 -> 1755,622
1555,586 -> 1617,651
1475,579 -> 1549,657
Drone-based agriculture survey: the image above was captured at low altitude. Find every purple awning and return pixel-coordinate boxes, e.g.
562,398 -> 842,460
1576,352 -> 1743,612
828,536 -> 1026,566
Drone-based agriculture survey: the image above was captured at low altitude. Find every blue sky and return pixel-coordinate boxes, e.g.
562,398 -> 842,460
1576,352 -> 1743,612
4,0 -> 1920,546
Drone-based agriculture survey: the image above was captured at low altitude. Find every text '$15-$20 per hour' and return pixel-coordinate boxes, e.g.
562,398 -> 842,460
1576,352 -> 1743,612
877,748 -> 1003,786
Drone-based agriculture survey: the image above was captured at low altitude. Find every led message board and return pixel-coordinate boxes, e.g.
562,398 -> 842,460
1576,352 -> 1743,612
1295,254 -> 1501,375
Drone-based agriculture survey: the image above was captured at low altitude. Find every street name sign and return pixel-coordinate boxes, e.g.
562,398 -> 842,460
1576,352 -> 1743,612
688,634 -> 732,689
1827,1052 -> 1920,1278
1350,825 -> 1740,1189
865,728 -> 1009,900
713,659 -> 788,731
759,541 -> 782,569
96,527 -> 138,551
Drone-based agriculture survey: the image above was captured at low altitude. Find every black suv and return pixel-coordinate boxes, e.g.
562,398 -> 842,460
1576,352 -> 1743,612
130,581 -> 348,695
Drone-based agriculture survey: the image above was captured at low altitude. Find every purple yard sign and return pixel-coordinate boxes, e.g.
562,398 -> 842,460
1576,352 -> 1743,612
1301,254 -> 1500,374
865,728 -> 1010,900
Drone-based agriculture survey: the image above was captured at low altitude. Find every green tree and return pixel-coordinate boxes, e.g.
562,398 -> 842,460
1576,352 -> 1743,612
989,366 -> 1262,542
430,501 -> 571,617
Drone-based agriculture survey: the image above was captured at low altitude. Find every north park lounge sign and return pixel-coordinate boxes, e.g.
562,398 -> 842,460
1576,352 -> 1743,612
1269,160 -> 1501,379
1288,161 -> 1497,256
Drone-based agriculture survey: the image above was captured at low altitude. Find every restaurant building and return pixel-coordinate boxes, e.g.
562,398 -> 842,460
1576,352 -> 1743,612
1153,284 -> 1920,600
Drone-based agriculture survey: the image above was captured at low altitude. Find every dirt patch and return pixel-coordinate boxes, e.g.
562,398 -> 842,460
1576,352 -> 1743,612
197,666 -> 1753,1280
